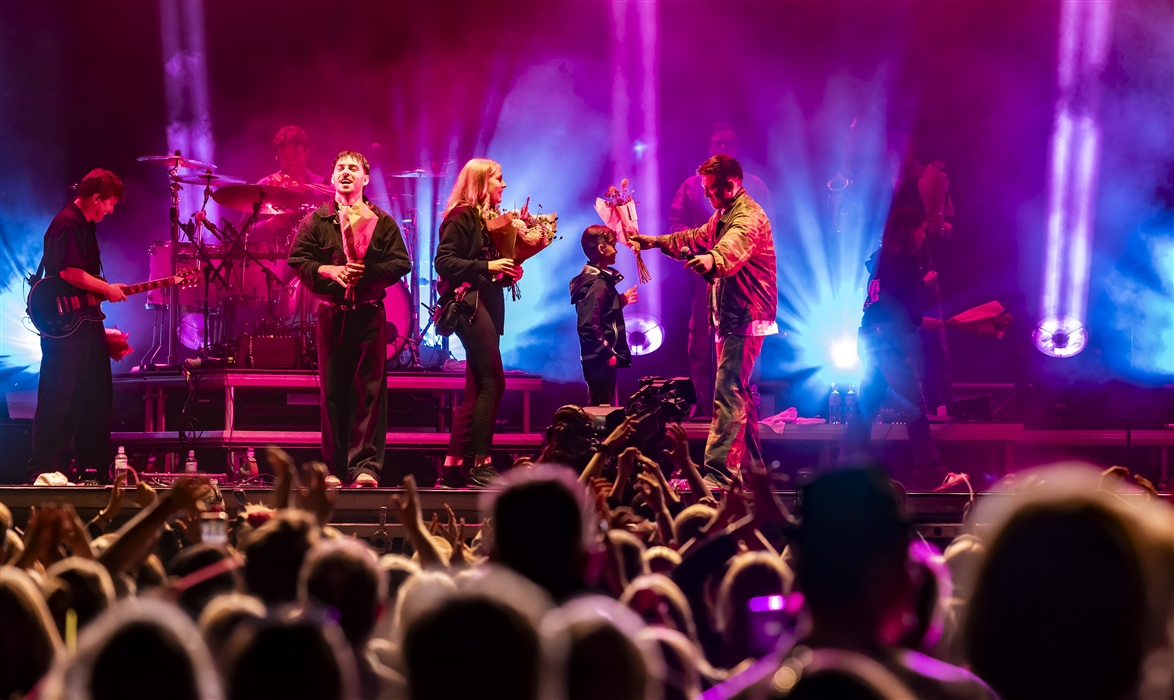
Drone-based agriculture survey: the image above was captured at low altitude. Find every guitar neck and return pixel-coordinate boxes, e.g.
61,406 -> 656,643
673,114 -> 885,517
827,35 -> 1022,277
121,276 -> 180,296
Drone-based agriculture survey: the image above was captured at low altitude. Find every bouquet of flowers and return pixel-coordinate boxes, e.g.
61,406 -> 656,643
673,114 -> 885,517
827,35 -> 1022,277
944,301 -> 1013,339
594,179 -> 651,283
485,199 -> 559,264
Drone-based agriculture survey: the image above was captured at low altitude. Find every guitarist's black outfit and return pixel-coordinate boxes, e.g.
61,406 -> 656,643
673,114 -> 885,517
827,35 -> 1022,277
288,200 -> 410,484
27,202 -> 113,483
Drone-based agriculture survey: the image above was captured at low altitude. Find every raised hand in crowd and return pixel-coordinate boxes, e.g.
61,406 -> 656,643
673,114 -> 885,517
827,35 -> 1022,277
392,475 -> 446,570
432,504 -> 470,569
667,422 -> 709,501
89,470 -> 126,535
635,472 -> 675,546
298,462 -> 336,527
610,446 -> 641,501
99,476 -> 212,577
134,481 -> 157,509
578,416 -> 636,486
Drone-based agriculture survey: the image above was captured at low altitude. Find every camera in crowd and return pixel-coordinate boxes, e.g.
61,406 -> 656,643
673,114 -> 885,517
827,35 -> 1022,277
580,376 -> 698,452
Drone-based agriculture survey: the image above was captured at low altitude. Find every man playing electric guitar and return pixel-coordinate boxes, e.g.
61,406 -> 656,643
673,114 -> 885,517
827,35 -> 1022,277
27,169 -> 127,484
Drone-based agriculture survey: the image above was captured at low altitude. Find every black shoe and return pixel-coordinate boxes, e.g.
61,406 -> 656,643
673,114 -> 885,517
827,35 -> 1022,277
436,468 -> 467,489
467,463 -> 501,489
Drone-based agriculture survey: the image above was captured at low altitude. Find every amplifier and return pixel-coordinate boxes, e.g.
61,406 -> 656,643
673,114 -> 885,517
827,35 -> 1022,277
241,335 -> 299,369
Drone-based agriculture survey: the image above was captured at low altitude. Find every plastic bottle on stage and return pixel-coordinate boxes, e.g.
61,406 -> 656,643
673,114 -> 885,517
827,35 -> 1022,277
185,450 -> 198,474
845,385 -> 857,421
114,446 -> 129,478
829,384 -> 842,425
245,447 -> 259,477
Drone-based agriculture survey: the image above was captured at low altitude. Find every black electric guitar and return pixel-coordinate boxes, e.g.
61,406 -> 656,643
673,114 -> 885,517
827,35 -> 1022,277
28,269 -> 199,338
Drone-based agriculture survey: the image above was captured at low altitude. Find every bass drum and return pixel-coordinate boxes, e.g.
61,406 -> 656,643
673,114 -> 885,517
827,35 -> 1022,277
281,280 -> 412,360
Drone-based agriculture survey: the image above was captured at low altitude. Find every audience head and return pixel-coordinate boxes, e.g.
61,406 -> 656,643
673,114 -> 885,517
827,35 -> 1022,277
47,597 -> 220,700
197,593 -> 266,669
405,595 -> 540,700
643,545 -> 682,576
673,504 -> 716,549
243,510 -> 319,605
375,553 -> 420,640
963,465 -> 1174,700
300,538 -> 386,647
716,551 -> 790,663
639,626 -> 702,700
607,528 -> 649,584
168,544 -> 239,618
225,613 -> 357,700
483,465 -> 591,601
392,571 -> 458,645
792,468 -> 913,644
0,566 -> 63,699
621,574 -> 699,647
41,557 -> 116,638
542,596 -> 661,700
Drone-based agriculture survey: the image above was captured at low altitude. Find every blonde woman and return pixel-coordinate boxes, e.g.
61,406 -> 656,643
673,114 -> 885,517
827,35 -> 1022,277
434,158 -> 523,488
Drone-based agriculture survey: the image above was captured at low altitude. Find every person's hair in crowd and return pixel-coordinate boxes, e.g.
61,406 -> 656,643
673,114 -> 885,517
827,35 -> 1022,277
76,169 -> 124,202
405,595 -> 540,700
225,614 -> 358,700
0,566 -> 63,699
243,510 -> 320,605
300,538 -> 386,648
168,543 -> 239,619
485,465 -> 591,602
41,557 -> 116,638
197,593 -> 266,670
643,545 -> 682,575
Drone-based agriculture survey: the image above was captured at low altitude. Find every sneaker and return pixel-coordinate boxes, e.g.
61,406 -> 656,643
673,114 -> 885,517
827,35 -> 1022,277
467,463 -> 502,489
436,468 -> 467,489
324,475 -> 342,488
352,473 -> 378,488
933,471 -> 972,493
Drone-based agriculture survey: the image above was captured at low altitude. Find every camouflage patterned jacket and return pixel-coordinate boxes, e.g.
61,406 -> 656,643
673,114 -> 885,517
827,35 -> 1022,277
661,191 -> 778,337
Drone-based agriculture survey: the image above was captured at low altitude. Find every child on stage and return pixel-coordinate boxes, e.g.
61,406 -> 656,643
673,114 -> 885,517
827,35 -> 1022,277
570,225 -> 638,406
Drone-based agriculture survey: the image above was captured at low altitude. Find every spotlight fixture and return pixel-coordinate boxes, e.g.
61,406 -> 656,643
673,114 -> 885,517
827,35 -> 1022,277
626,313 -> 664,356
1032,316 -> 1088,358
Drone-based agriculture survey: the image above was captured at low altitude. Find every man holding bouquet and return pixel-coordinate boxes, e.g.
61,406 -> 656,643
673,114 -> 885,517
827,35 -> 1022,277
288,150 -> 411,487
632,155 -> 777,485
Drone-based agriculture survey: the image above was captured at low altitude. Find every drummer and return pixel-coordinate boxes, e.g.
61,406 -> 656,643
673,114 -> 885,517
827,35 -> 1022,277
249,125 -> 327,263
261,125 -> 325,188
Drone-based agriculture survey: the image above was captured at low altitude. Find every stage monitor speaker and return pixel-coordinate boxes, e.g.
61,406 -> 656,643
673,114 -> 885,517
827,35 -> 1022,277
242,335 -> 299,369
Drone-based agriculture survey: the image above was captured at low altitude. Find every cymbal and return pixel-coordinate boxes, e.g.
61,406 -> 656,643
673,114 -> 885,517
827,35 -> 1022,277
211,184 -> 320,213
137,153 -> 216,170
389,168 -> 442,179
174,172 -> 246,186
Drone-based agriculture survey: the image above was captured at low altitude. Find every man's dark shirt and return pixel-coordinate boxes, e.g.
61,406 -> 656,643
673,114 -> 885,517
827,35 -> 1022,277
862,247 -> 924,331
570,263 -> 631,366
43,202 -> 101,277
287,200 -> 411,303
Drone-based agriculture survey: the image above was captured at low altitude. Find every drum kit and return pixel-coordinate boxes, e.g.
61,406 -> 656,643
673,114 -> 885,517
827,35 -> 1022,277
136,151 -> 431,371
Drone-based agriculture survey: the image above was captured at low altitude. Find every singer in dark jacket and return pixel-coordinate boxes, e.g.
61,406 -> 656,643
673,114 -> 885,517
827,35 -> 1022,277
432,158 -> 523,489
841,206 -> 945,483
571,225 -> 637,406
287,150 -> 410,486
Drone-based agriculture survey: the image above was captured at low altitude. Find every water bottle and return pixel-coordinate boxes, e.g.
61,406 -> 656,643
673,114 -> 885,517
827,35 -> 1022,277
845,385 -> 857,422
829,384 -> 842,425
245,447 -> 259,477
184,449 -> 198,474
114,446 -> 129,477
